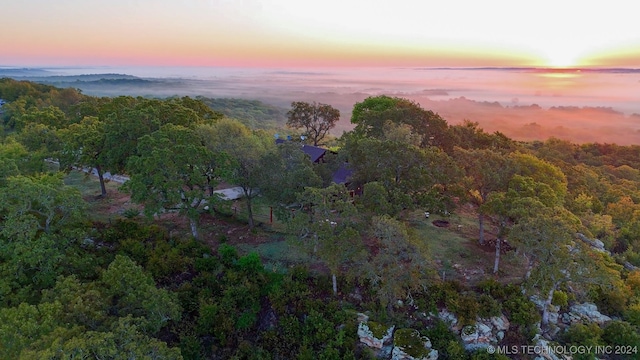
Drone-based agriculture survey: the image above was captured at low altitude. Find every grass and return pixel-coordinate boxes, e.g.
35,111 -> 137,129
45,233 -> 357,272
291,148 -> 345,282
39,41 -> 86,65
406,208 -> 525,284
235,237 -> 315,273
63,170 -> 134,223
63,170 -> 120,197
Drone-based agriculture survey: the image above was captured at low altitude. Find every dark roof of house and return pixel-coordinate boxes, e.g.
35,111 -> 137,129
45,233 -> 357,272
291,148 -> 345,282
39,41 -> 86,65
332,163 -> 353,185
301,145 -> 327,163
276,138 -> 327,163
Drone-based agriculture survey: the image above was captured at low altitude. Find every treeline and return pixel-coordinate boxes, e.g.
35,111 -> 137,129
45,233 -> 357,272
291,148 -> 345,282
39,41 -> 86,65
196,97 -> 288,130
1,77 -> 639,359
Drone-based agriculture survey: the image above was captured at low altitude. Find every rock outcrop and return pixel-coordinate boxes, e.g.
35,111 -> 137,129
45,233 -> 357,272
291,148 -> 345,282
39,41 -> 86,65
392,328 -> 438,360
576,232 -> 610,255
357,314 -> 437,360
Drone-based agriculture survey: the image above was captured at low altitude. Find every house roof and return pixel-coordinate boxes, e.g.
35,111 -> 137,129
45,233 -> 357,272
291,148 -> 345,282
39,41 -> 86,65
332,163 -> 353,185
301,145 -> 327,163
276,138 -> 327,163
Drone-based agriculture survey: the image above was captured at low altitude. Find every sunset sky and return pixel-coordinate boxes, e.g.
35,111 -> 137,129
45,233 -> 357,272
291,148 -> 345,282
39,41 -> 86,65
3,0 -> 639,69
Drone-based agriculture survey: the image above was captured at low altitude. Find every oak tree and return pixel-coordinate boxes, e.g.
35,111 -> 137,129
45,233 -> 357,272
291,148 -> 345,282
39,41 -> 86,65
287,101 -> 340,146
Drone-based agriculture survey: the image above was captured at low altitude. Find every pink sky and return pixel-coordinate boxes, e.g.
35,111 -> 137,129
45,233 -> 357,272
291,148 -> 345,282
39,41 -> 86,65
2,0 -> 640,69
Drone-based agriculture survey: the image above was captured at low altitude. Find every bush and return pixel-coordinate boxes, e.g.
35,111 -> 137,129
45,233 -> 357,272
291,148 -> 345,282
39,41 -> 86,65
423,320 -> 461,358
452,292 -> 480,326
478,294 -> 502,318
560,323 -> 604,359
625,303 -> 640,326
602,320 -> 640,348
552,290 -> 569,308
503,294 -> 540,326
122,207 -> 140,219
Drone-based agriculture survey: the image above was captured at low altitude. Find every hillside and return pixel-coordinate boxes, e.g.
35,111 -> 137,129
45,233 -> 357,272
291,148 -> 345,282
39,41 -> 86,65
0,79 -> 639,359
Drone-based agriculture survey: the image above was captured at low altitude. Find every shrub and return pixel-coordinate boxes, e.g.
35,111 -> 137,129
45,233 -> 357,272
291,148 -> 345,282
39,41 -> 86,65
478,294 -> 502,318
552,290 -> 569,308
122,207 -> 140,219
602,320 -> 640,348
560,322 -> 603,360
503,294 -> 540,326
625,303 -> 640,326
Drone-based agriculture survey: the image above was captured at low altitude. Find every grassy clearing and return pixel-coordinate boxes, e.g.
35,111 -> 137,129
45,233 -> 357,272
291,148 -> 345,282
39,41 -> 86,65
63,170 -> 114,195
63,170 -> 135,223
235,237 -> 315,273
407,210 -> 490,283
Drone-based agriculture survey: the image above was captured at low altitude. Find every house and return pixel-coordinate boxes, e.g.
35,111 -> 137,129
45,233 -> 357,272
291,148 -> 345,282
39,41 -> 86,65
275,137 -> 353,185
275,138 -> 327,163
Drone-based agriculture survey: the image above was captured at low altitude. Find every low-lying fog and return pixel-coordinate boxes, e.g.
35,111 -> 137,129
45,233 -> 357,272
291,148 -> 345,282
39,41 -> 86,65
11,66 -> 640,145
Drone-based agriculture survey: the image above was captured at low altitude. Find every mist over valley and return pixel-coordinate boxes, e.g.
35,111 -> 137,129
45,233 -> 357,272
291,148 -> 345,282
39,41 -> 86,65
3,66 -> 640,145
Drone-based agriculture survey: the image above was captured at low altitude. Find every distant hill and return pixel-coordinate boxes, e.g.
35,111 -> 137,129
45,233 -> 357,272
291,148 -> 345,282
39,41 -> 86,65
197,96 -> 288,129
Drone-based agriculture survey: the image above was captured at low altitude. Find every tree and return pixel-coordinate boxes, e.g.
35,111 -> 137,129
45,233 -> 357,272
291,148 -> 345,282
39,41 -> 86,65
350,95 -> 450,150
290,184 -> 366,295
0,173 -> 85,237
126,124 -> 224,239
58,116 -> 109,196
482,169 -> 570,275
364,215 -> 429,312
344,136 -> 460,214
509,208 -> 587,325
0,138 -> 45,180
198,119 -> 274,229
287,101 -> 340,146
101,255 -> 182,334
102,96 -> 210,176
454,147 -> 513,245
0,173 -> 86,305
258,140 -> 323,219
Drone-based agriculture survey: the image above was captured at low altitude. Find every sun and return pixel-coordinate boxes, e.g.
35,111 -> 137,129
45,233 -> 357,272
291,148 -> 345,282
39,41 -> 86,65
540,46 -> 583,68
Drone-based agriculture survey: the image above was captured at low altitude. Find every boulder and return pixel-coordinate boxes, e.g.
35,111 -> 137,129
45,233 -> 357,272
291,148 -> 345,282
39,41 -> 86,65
437,309 -> 459,330
532,335 -> 562,360
568,303 -> 612,324
460,323 -> 494,351
576,232 -> 610,255
490,315 -> 510,331
358,321 -> 394,349
392,328 -> 438,360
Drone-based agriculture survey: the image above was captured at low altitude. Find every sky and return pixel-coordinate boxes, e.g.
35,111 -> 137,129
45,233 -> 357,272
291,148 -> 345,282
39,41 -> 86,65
2,0 -> 639,69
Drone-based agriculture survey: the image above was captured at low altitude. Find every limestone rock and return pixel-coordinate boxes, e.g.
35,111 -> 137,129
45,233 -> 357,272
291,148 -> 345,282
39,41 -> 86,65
490,315 -> 510,331
392,328 -> 438,360
568,303 -> 612,324
532,335 -> 562,360
437,309 -> 458,330
358,321 -> 394,349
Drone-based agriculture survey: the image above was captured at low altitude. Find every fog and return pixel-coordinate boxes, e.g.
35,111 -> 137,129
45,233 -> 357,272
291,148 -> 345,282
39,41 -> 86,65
7,66 -> 640,145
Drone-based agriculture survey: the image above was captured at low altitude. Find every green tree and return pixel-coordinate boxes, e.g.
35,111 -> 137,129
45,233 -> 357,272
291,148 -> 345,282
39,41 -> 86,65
344,136 -> 459,213
0,138 -> 45,181
454,147 -> 513,245
0,301 -> 64,359
258,140 -> 323,219
0,173 -> 85,237
101,96 -> 209,177
58,116 -> 110,196
291,184 -> 366,295
126,124 -> 224,239
509,207 -> 600,326
101,255 -> 182,334
199,119 -> 274,229
350,95 -> 450,150
364,215 -> 429,312
287,101 -> 340,146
